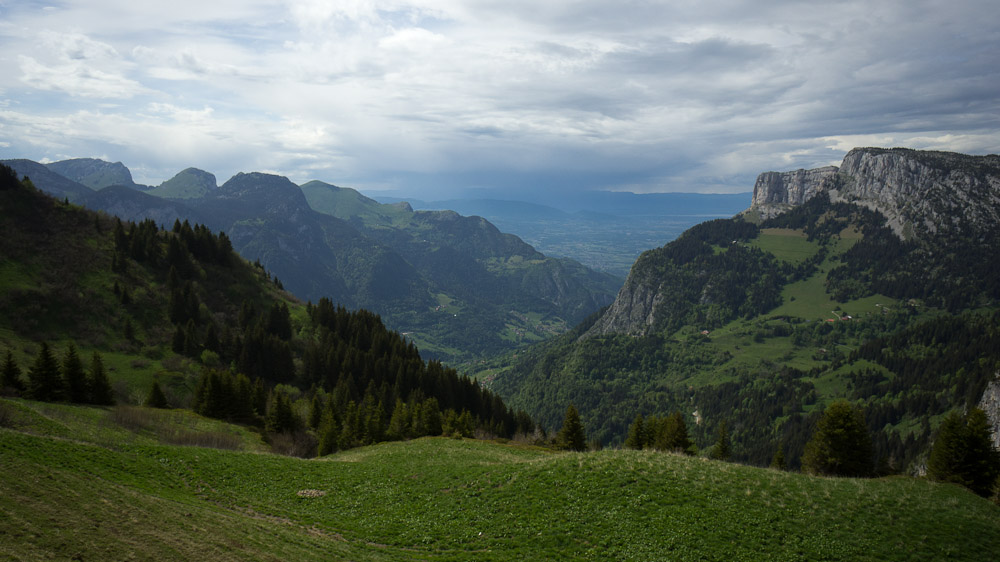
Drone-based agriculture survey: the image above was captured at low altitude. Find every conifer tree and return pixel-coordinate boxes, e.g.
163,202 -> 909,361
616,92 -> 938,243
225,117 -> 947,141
317,411 -> 341,457
27,342 -> 63,402
87,352 -> 115,405
62,343 -> 88,403
421,397 -> 443,436
624,413 -> 646,450
1,350 -> 25,394
771,446 -> 787,470
655,411 -> 694,455
802,400 -> 873,477
144,380 -> 169,408
928,408 -> 1000,497
710,420 -> 731,461
265,390 -> 299,434
557,403 -> 587,452
308,393 -> 324,429
387,399 -> 411,440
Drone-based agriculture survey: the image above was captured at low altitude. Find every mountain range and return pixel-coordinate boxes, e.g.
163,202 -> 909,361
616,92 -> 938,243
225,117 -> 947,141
2,158 -> 622,362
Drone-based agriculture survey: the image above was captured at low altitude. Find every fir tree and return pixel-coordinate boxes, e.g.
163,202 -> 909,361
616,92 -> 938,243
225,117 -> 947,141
1,350 -> 25,394
387,399 -> 411,440
144,380 -> 169,408
927,408 -> 1000,497
317,411 -> 341,457
27,342 -> 64,402
624,413 -> 646,450
265,390 -> 299,434
771,446 -> 787,470
87,352 -> 115,405
710,420 -> 731,461
308,393 -> 324,430
62,343 -> 88,403
557,404 -> 587,452
802,400 -> 873,477
655,411 -> 694,455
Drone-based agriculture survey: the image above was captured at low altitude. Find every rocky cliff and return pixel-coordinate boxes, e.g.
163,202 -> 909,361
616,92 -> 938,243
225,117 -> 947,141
749,166 -> 838,220
749,148 -> 1000,239
978,375 -> 1000,449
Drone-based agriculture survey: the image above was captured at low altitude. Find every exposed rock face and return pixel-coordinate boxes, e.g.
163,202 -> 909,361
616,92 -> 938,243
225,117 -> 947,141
749,148 -> 1000,240
750,166 -> 838,220
584,273 -> 663,337
835,148 -> 1000,239
978,375 -> 1000,449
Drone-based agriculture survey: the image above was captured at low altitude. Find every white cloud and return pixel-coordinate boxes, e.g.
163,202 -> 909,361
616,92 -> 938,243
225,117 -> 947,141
0,0 -> 998,196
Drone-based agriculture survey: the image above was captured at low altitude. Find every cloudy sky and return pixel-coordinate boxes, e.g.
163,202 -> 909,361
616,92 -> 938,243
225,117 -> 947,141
1,0 -> 998,198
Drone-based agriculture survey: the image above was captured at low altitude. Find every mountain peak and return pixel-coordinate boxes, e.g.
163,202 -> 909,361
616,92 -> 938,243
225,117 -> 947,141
148,167 -> 218,199
45,158 -> 138,190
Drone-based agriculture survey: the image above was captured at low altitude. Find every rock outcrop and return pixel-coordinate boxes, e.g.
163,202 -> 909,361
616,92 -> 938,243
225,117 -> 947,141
749,148 -> 1000,240
750,166 -> 838,220
584,273 -> 663,337
978,375 -> 1000,449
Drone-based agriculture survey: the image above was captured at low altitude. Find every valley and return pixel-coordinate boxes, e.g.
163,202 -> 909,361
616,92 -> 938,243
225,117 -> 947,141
2,147 -> 1000,560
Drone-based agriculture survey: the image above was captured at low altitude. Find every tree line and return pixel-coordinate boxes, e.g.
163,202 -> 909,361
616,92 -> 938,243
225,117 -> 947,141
1,343 -> 114,406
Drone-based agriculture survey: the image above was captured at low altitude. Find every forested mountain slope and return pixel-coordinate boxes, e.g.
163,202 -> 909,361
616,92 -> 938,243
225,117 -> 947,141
492,148 -> 1000,471
0,164 -> 531,454
2,158 -> 620,362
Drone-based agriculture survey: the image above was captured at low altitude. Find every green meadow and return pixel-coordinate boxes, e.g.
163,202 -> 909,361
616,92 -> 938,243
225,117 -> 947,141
3,398 -> 999,561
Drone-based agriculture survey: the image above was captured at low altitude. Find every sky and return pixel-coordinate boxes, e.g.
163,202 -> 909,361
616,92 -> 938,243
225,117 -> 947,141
0,0 -> 998,199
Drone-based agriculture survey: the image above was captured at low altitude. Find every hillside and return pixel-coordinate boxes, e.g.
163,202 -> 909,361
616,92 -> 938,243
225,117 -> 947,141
0,165 -> 529,453
2,159 -> 621,363
490,148 -> 1000,469
3,402 -> 998,561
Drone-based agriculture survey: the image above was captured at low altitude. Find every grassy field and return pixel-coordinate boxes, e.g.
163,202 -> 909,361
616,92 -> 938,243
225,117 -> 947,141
3,398 -> 999,561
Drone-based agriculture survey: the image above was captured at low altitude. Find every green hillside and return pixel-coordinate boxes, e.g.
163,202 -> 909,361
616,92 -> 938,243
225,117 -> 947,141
3,399 -> 998,561
146,167 -> 218,199
0,163 -> 531,456
490,194 -> 1000,469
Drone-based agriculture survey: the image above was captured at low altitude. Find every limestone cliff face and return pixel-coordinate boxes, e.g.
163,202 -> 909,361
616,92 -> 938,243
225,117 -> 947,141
834,148 -> 1000,239
749,148 -> 1000,239
584,271 -> 663,337
750,166 -> 838,220
978,376 -> 1000,449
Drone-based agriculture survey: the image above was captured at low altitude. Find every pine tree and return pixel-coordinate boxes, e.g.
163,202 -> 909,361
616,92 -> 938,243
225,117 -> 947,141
62,343 -> 88,403
802,400 -> 873,477
317,410 -> 341,457
387,399 -> 411,440
655,411 -> 694,455
1,350 -> 25,394
144,380 -> 169,408
265,390 -> 299,434
557,404 -> 587,452
308,393 -> 324,429
771,445 -> 787,470
87,352 -> 115,405
27,342 -> 64,402
624,413 -> 646,450
928,408 -> 1000,497
710,420 -> 731,461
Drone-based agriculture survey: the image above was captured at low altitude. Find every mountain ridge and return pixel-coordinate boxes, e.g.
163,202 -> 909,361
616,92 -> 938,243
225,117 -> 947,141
2,157 -> 620,362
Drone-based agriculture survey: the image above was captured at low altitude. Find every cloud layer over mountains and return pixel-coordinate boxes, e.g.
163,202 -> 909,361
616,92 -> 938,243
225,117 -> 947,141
1,0 -> 998,198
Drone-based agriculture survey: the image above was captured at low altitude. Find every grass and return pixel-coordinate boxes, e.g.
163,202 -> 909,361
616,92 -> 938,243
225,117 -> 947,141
3,399 -> 999,561
750,228 -> 819,264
